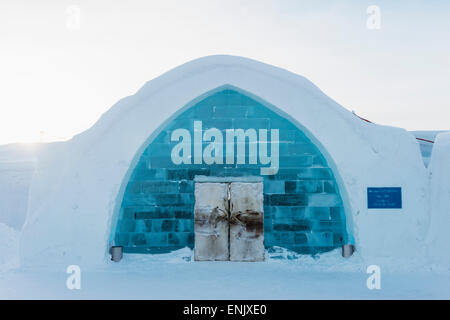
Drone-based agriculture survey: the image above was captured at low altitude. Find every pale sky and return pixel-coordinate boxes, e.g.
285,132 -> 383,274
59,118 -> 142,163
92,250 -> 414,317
1,0 -> 449,145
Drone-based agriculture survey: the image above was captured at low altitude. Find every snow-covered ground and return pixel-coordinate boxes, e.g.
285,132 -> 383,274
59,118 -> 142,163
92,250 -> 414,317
1,248 -> 450,299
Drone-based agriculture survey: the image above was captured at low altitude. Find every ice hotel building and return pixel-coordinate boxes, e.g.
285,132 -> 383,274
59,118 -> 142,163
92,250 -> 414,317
19,55 -> 450,267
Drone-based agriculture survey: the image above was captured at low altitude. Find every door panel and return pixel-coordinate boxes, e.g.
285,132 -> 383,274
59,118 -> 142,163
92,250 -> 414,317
194,183 -> 229,261
229,182 -> 264,261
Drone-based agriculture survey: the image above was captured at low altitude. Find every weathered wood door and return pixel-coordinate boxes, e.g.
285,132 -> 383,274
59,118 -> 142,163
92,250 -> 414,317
229,182 -> 264,261
194,181 -> 264,262
194,183 -> 229,261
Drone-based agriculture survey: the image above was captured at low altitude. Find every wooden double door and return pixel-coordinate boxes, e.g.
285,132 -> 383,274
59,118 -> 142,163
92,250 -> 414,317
194,182 -> 264,261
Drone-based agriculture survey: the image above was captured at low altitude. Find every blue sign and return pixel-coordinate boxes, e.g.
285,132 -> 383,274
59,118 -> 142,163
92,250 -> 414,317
367,187 -> 402,209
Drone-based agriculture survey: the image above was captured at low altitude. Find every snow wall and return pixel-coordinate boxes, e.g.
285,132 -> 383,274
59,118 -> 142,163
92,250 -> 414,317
426,132 -> 450,269
20,55 -> 432,268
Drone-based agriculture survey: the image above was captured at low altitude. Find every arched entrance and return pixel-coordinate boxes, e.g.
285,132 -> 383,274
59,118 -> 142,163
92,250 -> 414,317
111,86 -> 349,255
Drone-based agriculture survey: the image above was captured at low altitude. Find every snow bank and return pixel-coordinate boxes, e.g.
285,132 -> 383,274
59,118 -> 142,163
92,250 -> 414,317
0,162 -> 35,230
0,223 -> 19,271
20,55 -> 430,269
426,132 -> 450,270
0,143 -> 39,230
